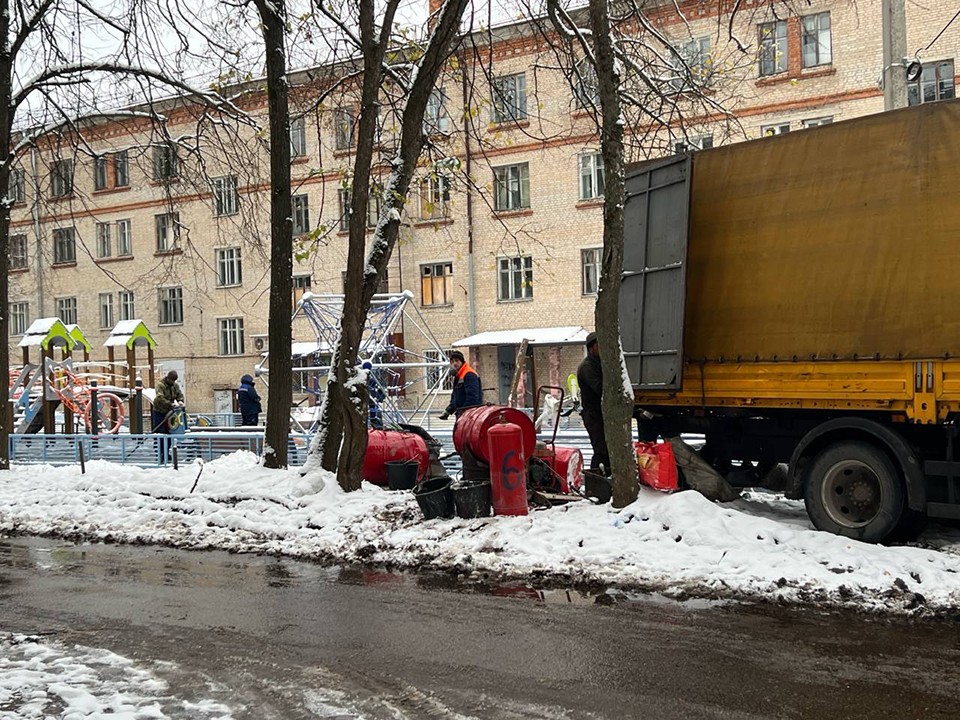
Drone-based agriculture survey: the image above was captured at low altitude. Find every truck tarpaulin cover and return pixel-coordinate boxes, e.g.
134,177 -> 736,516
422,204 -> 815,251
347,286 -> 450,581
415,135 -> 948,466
685,100 -> 960,362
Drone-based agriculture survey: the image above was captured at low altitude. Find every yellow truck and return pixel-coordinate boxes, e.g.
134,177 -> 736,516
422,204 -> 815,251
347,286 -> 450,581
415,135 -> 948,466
622,100 -> 960,543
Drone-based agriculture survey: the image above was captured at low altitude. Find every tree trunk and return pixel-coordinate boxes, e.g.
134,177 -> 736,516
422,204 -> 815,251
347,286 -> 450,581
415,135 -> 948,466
0,0 -> 13,470
256,0 -> 294,469
589,0 -> 639,507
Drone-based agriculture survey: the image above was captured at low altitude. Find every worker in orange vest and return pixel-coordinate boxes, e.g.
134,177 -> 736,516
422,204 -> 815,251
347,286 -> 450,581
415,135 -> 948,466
440,350 -> 482,419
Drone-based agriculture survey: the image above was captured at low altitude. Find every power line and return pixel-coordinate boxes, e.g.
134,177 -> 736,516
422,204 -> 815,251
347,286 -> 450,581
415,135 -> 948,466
917,8 -> 960,56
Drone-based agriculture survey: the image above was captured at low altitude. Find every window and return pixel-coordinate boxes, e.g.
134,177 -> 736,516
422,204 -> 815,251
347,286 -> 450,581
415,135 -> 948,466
159,287 -> 183,325
334,107 -> 355,150
801,12 -> 832,68
153,144 -> 178,180
53,227 -> 76,264
670,37 -> 712,90
802,117 -> 833,128
338,187 -> 379,231
10,234 -> 27,270
215,247 -> 243,287
293,274 -> 312,306
10,302 -> 28,335
498,256 -> 533,301
292,194 -> 310,235
424,91 -> 450,134
421,262 -> 453,306
420,175 -> 451,219
367,185 -> 381,228
51,159 -> 73,198
290,117 -> 307,157
98,293 -> 114,329
218,318 -> 245,356
8,168 -> 24,204
493,163 -> 530,212
341,269 -> 389,294
338,188 -> 351,231
758,20 -> 788,76
424,349 -> 454,392
492,73 -> 527,123
155,212 -> 181,252
212,175 -> 239,216
119,290 -> 135,321
56,297 -> 77,326
94,155 -> 108,191
573,59 -> 599,108
582,248 -> 601,296
674,135 -> 714,153
96,222 -> 112,258
579,152 -> 604,200
116,219 -> 132,256
908,60 -> 956,106
761,122 -> 790,137
114,150 -> 129,187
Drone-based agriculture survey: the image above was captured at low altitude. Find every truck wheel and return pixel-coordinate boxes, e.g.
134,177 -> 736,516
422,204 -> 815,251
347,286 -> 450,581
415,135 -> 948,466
803,441 -> 904,543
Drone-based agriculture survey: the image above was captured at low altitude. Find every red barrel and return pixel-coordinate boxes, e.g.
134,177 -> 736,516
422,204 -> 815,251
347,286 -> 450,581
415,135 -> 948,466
551,446 -> 584,493
487,419 -> 528,516
454,406 -> 535,465
362,429 -> 429,485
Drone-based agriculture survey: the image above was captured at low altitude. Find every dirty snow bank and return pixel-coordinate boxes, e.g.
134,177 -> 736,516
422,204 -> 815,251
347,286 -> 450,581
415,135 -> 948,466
0,453 -> 958,615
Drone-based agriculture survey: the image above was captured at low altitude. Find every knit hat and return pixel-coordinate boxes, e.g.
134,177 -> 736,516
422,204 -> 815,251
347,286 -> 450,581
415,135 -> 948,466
585,332 -> 598,348
449,350 -> 466,363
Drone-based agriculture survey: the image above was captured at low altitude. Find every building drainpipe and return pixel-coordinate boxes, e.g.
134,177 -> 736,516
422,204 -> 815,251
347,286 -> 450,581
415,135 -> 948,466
29,146 -> 44,317
459,53 -> 477,337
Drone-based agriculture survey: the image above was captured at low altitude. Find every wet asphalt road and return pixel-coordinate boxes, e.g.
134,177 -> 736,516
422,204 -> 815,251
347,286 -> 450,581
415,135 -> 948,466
0,536 -> 958,719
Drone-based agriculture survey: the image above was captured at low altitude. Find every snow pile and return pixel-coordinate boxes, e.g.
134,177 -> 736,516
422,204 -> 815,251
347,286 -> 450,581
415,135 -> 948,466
0,453 -> 958,614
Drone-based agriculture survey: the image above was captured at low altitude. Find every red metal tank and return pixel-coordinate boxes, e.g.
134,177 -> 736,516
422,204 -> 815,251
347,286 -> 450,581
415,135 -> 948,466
551,446 -> 584,493
487,419 -> 528,516
362,429 -> 430,485
454,406 -> 535,465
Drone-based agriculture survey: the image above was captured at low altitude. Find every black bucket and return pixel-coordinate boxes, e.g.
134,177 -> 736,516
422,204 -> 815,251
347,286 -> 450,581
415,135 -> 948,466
584,471 -> 612,503
451,480 -> 492,519
413,477 -> 454,520
386,460 -> 420,491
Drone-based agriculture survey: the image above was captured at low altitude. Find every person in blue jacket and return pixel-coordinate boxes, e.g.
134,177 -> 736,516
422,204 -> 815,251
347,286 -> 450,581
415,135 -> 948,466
363,361 -> 385,429
440,350 -> 482,420
238,374 -> 262,426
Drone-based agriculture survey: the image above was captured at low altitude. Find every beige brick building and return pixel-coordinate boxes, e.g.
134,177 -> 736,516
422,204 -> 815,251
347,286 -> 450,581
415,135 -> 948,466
7,0 -> 959,414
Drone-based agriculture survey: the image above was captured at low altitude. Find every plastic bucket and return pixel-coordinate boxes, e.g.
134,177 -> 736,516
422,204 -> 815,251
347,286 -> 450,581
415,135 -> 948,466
451,480 -> 492,519
386,460 -> 420,491
413,477 -> 454,520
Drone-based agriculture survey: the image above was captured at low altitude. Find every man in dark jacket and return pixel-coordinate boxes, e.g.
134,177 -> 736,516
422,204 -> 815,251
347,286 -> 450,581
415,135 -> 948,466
440,350 -> 481,420
152,370 -> 184,433
577,332 -> 610,472
238,374 -> 262,426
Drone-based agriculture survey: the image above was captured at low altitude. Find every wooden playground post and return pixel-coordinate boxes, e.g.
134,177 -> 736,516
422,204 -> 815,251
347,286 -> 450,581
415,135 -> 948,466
41,345 -> 54,434
126,345 -> 138,433
62,344 -> 74,434
147,346 -> 156,388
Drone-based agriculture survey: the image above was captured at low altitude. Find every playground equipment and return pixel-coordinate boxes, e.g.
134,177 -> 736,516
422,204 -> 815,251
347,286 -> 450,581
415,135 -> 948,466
104,320 -> 157,434
256,291 -> 451,429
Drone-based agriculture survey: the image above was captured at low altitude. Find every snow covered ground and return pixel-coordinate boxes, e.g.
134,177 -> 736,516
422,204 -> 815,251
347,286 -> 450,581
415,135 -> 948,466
0,453 -> 958,616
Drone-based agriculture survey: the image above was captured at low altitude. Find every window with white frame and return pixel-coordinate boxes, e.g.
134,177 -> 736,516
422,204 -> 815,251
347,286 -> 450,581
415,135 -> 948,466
10,234 -> 27,270
341,269 -> 389,294
801,12 -> 832,68
338,187 -> 379,230
159,286 -> 183,325
51,159 -> 73,198
212,175 -> 239,216
116,219 -> 132,256
758,20 -> 788,76
334,107 -> 355,150
420,175 -> 451,219
421,262 -> 453,306
155,212 -> 180,252
290,116 -> 307,157
94,155 -> 108,191
582,248 -> 601,296
492,73 -> 527,123
573,59 -> 599,108
802,116 -> 833,128
53,227 -> 76,264
56,296 -> 77,325
424,90 -> 450,134
674,135 -> 714,153
153,144 -> 178,180
8,168 -> 24,204
96,222 -> 112,258
579,152 -> 604,200
498,256 -> 533,301
292,194 -> 310,235
761,122 -> 790,137
493,163 -> 530,212
10,301 -> 28,335
215,247 -> 243,287
908,60 -> 956,106
99,293 -> 114,329
424,349 -> 454,392
293,274 -> 312,306
218,318 -> 245,356
670,37 -> 712,90
114,150 -> 129,187
119,290 -> 135,321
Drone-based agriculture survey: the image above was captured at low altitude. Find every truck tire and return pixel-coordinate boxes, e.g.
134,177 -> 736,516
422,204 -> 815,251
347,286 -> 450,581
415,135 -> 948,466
803,441 -> 904,543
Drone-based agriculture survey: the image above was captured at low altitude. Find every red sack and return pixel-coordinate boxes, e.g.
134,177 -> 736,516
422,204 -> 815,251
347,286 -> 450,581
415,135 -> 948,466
634,441 -> 679,492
